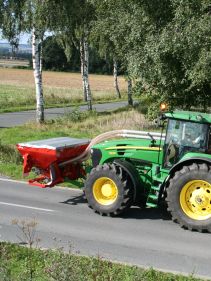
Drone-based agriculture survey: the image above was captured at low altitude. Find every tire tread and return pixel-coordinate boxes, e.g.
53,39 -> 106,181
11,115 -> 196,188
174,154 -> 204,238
166,163 -> 211,233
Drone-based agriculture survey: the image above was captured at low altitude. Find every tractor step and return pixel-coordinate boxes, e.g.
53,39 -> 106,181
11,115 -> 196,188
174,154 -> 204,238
146,183 -> 161,208
146,202 -> 157,208
150,185 -> 160,191
148,194 -> 158,200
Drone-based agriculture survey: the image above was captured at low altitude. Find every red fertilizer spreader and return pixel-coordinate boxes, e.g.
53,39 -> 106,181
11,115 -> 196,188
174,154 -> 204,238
16,137 -> 90,188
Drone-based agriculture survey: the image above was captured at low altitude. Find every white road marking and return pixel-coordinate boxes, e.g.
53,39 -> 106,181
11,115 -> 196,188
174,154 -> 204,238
0,177 -> 83,192
0,177 -> 28,185
0,202 -> 54,212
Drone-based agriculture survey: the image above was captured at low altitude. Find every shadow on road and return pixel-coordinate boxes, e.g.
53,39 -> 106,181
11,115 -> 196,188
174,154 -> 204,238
121,206 -> 171,221
60,194 -> 87,205
61,194 -> 171,221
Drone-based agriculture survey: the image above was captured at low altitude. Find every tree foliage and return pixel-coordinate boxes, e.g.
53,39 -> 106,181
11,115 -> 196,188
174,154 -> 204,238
0,0 -> 24,51
129,0 -> 211,112
0,0 -> 210,116
92,0 -> 211,115
42,36 -> 70,71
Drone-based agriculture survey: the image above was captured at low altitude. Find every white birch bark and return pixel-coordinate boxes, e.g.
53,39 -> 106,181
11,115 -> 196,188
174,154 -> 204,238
39,38 -> 43,74
113,59 -> 121,99
32,26 -> 44,123
83,32 -> 92,110
128,78 -> 133,106
80,38 -> 87,102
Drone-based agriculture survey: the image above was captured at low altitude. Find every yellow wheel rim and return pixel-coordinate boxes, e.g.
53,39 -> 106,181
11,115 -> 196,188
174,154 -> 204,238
180,180 -> 211,220
93,177 -> 118,205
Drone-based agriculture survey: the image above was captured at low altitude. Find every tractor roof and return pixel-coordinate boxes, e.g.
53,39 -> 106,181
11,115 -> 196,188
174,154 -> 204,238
164,111 -> 211,124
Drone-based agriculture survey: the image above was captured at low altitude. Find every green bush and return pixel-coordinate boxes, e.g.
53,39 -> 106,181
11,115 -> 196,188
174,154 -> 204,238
60,107 -> 98,123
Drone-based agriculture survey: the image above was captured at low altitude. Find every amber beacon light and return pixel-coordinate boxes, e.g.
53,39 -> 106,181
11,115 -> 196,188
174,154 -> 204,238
160,103 -> 168,111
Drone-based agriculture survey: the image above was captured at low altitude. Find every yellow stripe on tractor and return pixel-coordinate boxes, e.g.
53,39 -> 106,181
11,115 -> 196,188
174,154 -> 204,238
105,146 -> 162,151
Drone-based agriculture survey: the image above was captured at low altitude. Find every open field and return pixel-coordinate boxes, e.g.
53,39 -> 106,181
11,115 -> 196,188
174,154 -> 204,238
0,68 -> 128,112
0,59 -> 29,68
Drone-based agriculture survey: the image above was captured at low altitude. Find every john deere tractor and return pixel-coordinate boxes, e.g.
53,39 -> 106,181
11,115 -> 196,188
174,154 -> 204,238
85,111 -> 211,232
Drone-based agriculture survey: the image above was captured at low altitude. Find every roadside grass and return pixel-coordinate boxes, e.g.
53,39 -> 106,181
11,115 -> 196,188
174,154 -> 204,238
0,108 -> 154,180
0,68 -> 127,112
0,242 -> 203,281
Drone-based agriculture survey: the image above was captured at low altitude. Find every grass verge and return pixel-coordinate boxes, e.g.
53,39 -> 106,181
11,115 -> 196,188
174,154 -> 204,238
0,108 -> 154,180
0,242 -> 203,281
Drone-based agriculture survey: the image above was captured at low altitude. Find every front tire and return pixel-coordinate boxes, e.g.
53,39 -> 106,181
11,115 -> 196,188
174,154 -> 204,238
166,163 -> 211,232
84,163 -> 134,216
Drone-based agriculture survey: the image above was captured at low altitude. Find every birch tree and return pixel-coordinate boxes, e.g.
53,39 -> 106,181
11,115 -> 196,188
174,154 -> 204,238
1,0 -> 52,123
32,26 -> 44,122
127,78 -> 133,106
23,0 -> 52,123
113,59 -> 121,99
91,4 -> 122,99
80,29 -> 92,110
52,0 -> 94,110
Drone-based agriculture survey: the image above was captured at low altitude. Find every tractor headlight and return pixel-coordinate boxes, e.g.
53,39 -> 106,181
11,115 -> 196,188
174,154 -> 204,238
196,115 -> 203,122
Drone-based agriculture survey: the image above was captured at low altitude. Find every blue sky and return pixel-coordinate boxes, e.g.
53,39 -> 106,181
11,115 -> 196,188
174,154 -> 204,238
0,32 -> 31,44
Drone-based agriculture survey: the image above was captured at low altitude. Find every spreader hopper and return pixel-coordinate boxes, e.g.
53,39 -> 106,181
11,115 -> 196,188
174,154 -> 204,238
17,137 -> 90,187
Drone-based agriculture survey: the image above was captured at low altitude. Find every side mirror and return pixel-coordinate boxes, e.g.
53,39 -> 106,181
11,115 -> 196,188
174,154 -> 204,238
154,115 -> 166,128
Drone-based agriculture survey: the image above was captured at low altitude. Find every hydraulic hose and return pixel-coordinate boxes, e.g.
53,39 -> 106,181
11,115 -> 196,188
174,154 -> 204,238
59,130 -> 165,167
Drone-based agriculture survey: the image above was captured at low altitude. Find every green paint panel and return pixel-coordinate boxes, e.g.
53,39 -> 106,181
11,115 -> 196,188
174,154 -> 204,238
93,138 -> 164,166
164,111 -> 211,124
180,152 -> 211,161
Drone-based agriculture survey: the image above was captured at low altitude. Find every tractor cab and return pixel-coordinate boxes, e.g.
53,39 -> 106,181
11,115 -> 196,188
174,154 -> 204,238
163,111 -> 211,168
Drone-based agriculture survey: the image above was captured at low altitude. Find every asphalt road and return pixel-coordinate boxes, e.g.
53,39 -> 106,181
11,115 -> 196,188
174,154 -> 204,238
0,101 -> 128,128
0,178 -> 210,279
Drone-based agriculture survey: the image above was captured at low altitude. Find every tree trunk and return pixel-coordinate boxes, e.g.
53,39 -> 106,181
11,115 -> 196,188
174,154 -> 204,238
32,27 -> 44,123
39,39 -> 43,74
83,33 -> 92,110
128,78 -> 133,106
113,59 -> 121,99
80,37 -> 87,102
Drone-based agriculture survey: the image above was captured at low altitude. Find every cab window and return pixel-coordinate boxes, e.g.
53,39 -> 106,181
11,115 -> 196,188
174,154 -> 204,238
164,119 -> 209,168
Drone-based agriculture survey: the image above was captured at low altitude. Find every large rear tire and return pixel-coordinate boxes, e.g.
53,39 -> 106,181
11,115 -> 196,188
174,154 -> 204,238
84,163 -> 134,216
166,163 -> 211,232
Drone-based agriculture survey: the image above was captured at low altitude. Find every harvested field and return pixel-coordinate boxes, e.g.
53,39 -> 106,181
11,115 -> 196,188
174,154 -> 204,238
0,68 -> 127,112
0,68 -> 127,91
0,59 -> 29,68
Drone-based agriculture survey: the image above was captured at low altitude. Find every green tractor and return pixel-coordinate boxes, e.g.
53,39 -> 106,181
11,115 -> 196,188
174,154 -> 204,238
85,110 -> 211,232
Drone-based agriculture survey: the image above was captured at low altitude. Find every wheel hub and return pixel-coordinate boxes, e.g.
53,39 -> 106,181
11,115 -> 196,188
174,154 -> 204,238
101,183 -> 113,197
93,177 -> 118,206
195,196 -> 203,204
180,180 -> 211,220
191,189 -> 209,207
